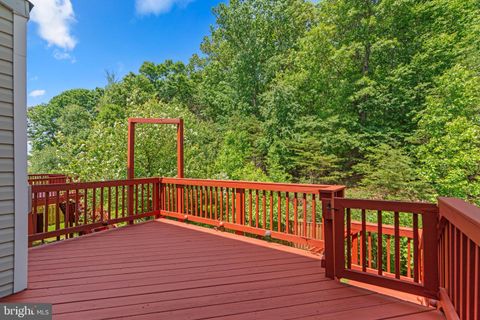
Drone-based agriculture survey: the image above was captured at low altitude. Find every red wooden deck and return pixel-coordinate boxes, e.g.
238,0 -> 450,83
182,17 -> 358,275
3,219 -> 444,320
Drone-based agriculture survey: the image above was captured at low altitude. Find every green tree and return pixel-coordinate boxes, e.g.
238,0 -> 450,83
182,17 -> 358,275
353,144 -> 432,201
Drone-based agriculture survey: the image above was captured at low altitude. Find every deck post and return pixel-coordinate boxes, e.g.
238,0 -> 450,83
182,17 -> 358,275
153,178 -> 160,218
422,208 -> 440,298
177,119 -> 184,179
235,188 -> 245,235
177,119 -> 184,215
323,197 -> 335,279
127,121 -> 135,224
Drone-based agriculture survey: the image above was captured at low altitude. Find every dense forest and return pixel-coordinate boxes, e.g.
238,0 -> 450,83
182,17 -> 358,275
28,0 -> 480,204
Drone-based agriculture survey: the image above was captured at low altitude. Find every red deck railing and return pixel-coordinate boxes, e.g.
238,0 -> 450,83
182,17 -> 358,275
437,198 -> 480,320
325,198 -> 439,299
26,176 -> 480,320
29,178 -> 159,243
160,177 -> 345,248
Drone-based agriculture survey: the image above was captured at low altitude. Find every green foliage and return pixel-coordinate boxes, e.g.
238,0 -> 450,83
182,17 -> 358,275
353,144 -> 432,201
28,0 -> 480,204
415,65 -> 480,203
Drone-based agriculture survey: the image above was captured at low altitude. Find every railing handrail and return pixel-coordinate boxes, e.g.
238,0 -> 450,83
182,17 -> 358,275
28,174 -> 73,186
28,173 -> 66,178
161,177 -> 345,194
30,177 -> 159,192
334,198 -> 438,214
438,197 -> 480,246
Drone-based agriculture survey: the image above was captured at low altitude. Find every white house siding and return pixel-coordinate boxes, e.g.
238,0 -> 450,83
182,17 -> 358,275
0,2 -> 14,298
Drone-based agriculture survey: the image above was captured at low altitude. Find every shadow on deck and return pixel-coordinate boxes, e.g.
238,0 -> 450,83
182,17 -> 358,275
3,220 -> 443,320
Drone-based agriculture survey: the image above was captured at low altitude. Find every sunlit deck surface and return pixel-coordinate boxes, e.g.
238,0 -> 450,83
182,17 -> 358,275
4,220 -> 443,320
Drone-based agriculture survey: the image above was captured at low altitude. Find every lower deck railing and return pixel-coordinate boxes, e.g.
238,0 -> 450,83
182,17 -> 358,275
27,176 -> 480,320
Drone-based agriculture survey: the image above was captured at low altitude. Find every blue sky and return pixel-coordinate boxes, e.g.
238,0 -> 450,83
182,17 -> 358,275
27,0 -> 223,106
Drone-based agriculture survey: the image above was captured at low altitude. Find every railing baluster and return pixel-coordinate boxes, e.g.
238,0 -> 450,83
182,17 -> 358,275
377,210 -> 383,275
92,188 -> 97,223
122,185 -> 125,218
84,188 -> 89,223
269,191 -> 273,231
407,238 -> 411,278
100,187 -> 104,223
262,190 -> 266,228
413,213 -> 419,283
346,208 -> 351,269
277,191 -> 281,232
285,192 -> 290,234
352,233 -> 358,265
249,190 -> 252,226
140,184 -> 144,214
387,235 -> 391,273
455,226 -> 460,312
187,186 -> 191,215
115,186 -> 119,219
361,209 -> 367,272
214,187 -> 218,220
55,191 -> 60,241
32,192 -> 38,243
303,193 -> 307,237
294,193 -> 298,235
474,246 -> 479,319
226,188 -> 230,222
65,189 -> 70,238
460,233 -> 466,319
75,188 -> 79,227
368,232 -> 372,269
311,194 -> 315,239
449,223 -> 453,296
220,187 -> 223,221
255,190 -> 259,228
135,184 -> 139,216
466,239 -> 474,320
44,191 -> 49,235
146,183 -> 150,212
194,186 -> 198,216
209,187 -> 213,219
394,211 -> 400,279
108,186 -> 112,219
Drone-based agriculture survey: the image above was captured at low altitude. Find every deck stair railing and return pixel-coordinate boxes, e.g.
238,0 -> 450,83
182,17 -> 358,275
26,177 -> 480,320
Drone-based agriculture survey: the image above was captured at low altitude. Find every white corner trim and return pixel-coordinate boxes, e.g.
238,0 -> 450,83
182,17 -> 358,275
13,13 -> 28,293
0,0 -> 31,18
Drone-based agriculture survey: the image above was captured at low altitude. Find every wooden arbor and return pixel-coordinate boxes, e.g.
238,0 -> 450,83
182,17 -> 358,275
127,118 -> 185,220
127,118 -> 184,180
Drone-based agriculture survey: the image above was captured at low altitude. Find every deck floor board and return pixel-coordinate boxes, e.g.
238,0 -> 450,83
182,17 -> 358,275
2,220 -> 444,319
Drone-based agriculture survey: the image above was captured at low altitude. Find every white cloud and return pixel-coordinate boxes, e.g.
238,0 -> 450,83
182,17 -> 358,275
30,0 -> 77,51
29,90 -> 46,98
136,0 -> 195,15
53,49 -> 76,63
